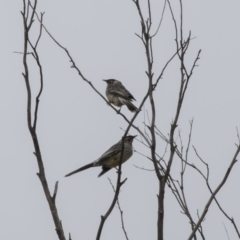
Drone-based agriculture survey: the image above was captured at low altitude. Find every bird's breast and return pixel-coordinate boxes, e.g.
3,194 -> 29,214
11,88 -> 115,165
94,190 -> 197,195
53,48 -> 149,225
106,92 -> 123,107
104,148 -> 133,168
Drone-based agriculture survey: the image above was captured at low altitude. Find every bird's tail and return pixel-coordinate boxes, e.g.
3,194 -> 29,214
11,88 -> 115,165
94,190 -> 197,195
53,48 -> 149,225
124,101 -> 138,112
65,162 -> 94,177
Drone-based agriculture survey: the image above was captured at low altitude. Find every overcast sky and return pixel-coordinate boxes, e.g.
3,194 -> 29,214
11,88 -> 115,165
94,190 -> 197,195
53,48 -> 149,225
1,0 -> 240,239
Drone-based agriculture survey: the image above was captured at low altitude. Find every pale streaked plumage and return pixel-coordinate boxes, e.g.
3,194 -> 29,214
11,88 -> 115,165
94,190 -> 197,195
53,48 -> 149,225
103,79 -> 138,112
65,135 -> 137,177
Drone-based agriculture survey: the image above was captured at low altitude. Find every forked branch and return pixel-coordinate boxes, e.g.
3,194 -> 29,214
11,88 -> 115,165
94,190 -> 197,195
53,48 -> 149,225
188,145 -> 240,240
21,1 -> 66,239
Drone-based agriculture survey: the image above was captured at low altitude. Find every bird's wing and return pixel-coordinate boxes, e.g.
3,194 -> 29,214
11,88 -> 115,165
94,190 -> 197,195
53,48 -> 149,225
109,84 -> 136,101
96,142 -> 121,165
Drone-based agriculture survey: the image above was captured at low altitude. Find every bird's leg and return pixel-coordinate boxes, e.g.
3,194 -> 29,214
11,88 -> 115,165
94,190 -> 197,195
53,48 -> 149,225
116,107 -> 122,114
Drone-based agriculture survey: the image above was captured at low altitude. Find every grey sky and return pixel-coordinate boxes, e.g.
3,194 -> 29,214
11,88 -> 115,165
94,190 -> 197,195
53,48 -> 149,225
1,0 -> 240,239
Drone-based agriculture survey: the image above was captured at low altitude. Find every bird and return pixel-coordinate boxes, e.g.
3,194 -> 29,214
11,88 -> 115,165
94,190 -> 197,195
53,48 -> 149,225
65,135 -> 137,178
103,79 -> 138,112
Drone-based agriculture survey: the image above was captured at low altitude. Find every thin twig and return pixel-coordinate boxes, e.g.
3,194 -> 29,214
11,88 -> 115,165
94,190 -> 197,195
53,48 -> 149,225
188,145 -> 240,240
108,178 -> 130,240
193,146 -> 240,238
222,222 -> 231,240
52,181 -> 59,203
152,0 -> 167,37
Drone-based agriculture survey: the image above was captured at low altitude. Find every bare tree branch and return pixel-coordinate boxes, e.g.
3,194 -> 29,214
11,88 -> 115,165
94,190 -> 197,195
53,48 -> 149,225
222,222 -> 231,240
188,145 -> 240,240
193,146 -> 240,238
21,1 -> 66,239
108,178 -> 130,240
52,181 -> 59,203
152,0 -> 167,37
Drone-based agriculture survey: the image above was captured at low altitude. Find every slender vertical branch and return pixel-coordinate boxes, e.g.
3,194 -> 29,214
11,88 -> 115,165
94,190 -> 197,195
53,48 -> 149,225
134,13 -> 166,237
147,0 -> 152,30
152,0 -> 167,37
108,178 -> 129,240
179,123 -> 197,240
132,1 -> 198,239
21,1 -> 66,239
165,0 -> 201,185
27,12 -> 44,131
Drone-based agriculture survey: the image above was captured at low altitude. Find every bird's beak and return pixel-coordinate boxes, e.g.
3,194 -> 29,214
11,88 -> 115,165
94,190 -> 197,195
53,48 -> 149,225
103,79 -> 108,82
132,135 -> 137,138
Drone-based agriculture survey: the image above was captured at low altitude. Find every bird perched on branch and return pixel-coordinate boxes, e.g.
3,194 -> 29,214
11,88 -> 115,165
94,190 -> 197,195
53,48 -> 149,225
65,135 -> 137,178
103,79 -> 138,112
